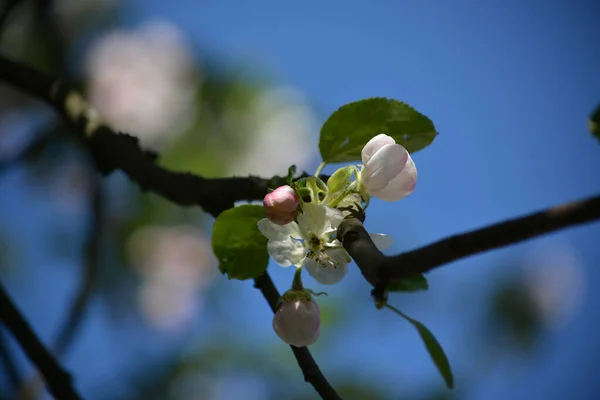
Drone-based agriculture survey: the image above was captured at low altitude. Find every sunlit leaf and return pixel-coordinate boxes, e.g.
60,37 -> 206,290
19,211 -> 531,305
386,304 -> 454,389
319,97 -> 437,164
211,205 -> 268,280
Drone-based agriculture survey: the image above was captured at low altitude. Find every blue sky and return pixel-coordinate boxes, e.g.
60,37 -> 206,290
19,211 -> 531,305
2,1 -> 600,399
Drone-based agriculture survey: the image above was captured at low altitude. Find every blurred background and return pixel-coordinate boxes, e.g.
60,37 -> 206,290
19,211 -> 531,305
0,1 -> 599,399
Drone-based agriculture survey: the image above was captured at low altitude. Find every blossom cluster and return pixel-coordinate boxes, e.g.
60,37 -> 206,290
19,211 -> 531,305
257,134 -> 417,347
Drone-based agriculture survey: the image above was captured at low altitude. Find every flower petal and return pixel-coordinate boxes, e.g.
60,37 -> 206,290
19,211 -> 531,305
369,153 -> 417,202
370,233 -> 394,251
304,249 -> 349,285
297,203 -> 343,238
361,134 -> 396,164
267,237 -> 306,267
362,143 -> 410,192
257,219 -> 301,241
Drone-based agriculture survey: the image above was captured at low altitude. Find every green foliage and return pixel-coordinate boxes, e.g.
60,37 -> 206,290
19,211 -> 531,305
385,304 -> 454,389
292,176 -> 328,204
319,97 -> 437,164
211,205 -> 269,280
387,274 -> 429,292
589,102 -> 600,142
327,165 -> 354,195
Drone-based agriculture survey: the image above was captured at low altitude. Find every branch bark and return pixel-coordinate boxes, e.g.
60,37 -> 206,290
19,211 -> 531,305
0,283 -> 82,400
338,194 -> 600,299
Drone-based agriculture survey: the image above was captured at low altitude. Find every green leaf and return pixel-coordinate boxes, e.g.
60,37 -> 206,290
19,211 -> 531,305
589,102 -> 600,142
211,205 -> 269,280
386,304 -> 454,389
285,165 -> 297,185
319,97 -> 437,164
327,166 -> 354,194
386,274 -> 429,292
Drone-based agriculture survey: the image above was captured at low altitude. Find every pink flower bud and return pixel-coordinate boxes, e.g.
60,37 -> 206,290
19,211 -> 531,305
361,134 -> 417,202
263,185 -> 300,225
273,298 -> 320,347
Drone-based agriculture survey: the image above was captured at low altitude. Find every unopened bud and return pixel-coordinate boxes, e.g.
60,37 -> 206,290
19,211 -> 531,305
273,297 -> 320,347
263,185 -> 300,225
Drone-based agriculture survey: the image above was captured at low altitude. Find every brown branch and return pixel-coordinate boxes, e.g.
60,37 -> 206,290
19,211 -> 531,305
338,194 -> 600,299
0,53 -> 287,218
0,282 -> 83,400
254,273 -> 342,400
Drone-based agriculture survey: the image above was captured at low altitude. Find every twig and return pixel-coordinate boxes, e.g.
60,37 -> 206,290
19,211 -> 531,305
0,282 -> 83,400
338,194 -> 600,298
0,327 -> 23,392
17,173 -> 103,400
254,273 -> 342,400
53,175 -> 102,356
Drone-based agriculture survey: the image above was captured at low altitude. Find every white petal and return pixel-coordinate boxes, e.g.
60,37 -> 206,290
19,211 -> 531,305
298,203 -> 343,238
267,237 -> 306,267
257,219 -> 301,241
361,134 -> 396,164
369,233 -> 394,251
304,249 -> 349,285
362,143 -> 410,192
369,154 -> 417,202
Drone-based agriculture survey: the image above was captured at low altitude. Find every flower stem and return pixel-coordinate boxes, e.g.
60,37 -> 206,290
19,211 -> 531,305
314,161 -> 327,177
291,267 -> 304,291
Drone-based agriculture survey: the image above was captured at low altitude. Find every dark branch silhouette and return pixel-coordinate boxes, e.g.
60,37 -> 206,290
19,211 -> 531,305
0,327 -> 23,392
338,194 -> 600,299
0,283 -> 83,400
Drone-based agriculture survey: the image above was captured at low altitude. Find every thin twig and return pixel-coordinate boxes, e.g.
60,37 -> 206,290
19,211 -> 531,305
0,327 -> 23,392
254,273 -> 342,400
0,282 -> 83,400
18,171 -> 103,400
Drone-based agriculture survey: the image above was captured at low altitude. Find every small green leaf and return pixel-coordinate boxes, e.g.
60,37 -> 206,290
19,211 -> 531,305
327,166 -> 354,194
319,97 -> 437,164
386,304 -> 454,389
386,274 -> 429,292
211,205 -> 269,280
589,102 -> 600,142
286,165 -> 297,185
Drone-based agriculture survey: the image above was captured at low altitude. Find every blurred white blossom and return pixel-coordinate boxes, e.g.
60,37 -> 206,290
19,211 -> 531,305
126,225 -> 216,333
85,20 -> 198,150
521,242 -> 584,330
224,87 -> 317,177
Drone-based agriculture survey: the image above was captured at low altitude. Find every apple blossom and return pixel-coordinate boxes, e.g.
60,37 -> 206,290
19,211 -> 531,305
263,185 -> 300,225
273,295 -> 320,347
257,203 -> 394,285
360,133 -> 417,202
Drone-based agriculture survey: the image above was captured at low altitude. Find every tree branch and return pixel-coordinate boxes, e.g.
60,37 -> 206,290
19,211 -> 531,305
0,53 -> 289,218
338,194 -> 600,299
0,283 -> 83,400
254,273 -> 342,400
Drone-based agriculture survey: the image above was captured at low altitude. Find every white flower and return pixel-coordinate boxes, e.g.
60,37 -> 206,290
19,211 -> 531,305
257,203 -> 393,285
361,133 -> 417,202
273,297 -> 320,347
